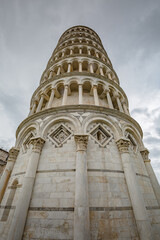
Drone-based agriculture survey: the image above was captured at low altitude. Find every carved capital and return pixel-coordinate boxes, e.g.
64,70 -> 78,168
116,138 -> 130,153
29,137 -> 45,153
74,135 -> 88,151
140,149 -> 150,162
8,147 -> 19,162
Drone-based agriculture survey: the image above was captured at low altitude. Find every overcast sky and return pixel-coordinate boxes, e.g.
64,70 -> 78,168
0,0 -> 160,181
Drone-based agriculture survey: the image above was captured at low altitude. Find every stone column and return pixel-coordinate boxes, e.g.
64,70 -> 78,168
67,62 -> 72,73
36,94 -> 44,113
88,49 -> 91,55
79,48 -> 82,54
78,84 -> 83,104
8,137 -> 45,240
29,102 -> 36,115
140,149 -> 160,206
49,70 -> 53,79
62,51 -> 65,57
79,61 -> 82,72
116,138 -> 153,240
89,63 -> 94,73
0,148 -> 19,203
70,48 -> 73,55
122,99 -> 129,115
47,88 -> 55,108
99,67 -> 104,76
93,85 -> 99,106
106,89 -> 114,109
62,85 -> 68,105
57,66 -> 61,75
115,93 -> 123,112
96,52 -> 99,58
74,135 -> 90,240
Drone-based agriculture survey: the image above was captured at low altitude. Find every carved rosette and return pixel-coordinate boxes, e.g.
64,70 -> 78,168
116,138 -> 130,153
140,149 -> 150,162
74,135 -> 88,152
8,147 -> 19,162
29,137 -> 45,153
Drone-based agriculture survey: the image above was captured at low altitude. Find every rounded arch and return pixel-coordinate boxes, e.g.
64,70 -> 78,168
16,122 -> 39,148
83,114 -> 122,140
41,114 -> 81,137
122,124 -> 143,148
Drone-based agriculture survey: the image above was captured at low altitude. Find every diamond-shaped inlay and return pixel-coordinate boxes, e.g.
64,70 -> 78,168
48,124 -> 72,147
89,124 -> 113,147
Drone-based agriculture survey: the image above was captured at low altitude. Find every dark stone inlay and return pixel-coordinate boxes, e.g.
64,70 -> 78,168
0,206 -> 15,209
90,206 -> 132,211
37,169 -> 76,173
29,207 -> 74,212
136,173 -> 149,178
14,171 -> 26,176
88,169 -> 124,173
146,206 -> 160,210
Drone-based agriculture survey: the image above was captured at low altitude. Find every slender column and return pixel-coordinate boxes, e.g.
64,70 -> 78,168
106,89 -> 114,109
122,99 -> 129,115
79,61 -> 82,72
8,137 -> 45,240
140,149 -> 160,206
36,94 -> 44,112
55,55 -> 58,61
88,49 -> 91,55
116,139 -> 153,240
99,67 -> 104,76
49,70 -> 53,79
89,63 -> 94,73
108,72 -> 112,80
70,48 -> 73,55
62,85 -> 68,105
0,148 -> 19,203
29,102 -> 36,115
79,48 -> 82,54
96,52 -> 99,58
74,135 -> 90,240
57,66 -> 61,75
67,62 -> 72,73
47,88 -> 55,108
93,85 -> 99,106
62,51 -> 65,57
115,93 -> 123,112
78,84 -> 83,104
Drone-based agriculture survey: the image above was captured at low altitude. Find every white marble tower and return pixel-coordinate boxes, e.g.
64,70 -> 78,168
0,26 -> 160,240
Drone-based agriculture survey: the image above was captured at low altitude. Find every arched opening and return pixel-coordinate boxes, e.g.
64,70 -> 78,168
1,180 -> 18,221
92,63 -> 98,74
57,83 -> 64,97
82,39 -> 86,43
82,47 -> 87,54
62,62 -> 68,73
74,38 -> 79,43
65,48 -> 70,56
109,89 -> 119,110
82,61 -> 89,72
90,49 -> 95,56
74,47 -> 79,54
83,81 -> 91,93
72,61 -> 79,71
67,82 -> 78,105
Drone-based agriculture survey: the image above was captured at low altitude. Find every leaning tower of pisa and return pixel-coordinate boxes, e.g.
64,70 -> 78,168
0,25 -> 160,240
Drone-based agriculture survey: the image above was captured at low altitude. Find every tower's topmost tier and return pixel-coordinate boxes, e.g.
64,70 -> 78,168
28,26 -> 130,118
40,25 -> 119,85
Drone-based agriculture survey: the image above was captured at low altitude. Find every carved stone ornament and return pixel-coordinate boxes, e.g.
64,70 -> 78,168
48,124 -> 72,147
8,147 -> 19,162
74,135 -> 88,151
116,138 -> 130,153
29,137 -> 45,153
89,124 -> 113,147
140,149 -> 150,162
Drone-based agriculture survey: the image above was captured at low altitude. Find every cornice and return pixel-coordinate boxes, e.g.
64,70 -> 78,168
16,105 -> 143,139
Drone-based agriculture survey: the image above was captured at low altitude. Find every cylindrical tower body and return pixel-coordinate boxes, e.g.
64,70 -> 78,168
0,26 -> 160,240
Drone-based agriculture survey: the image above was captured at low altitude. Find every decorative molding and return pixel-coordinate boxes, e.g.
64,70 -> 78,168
29,137 -> 45,153
8,147 -> 19,162
140,149 -> 150,162
116,138 -> 130,153
74,134 -> 88,151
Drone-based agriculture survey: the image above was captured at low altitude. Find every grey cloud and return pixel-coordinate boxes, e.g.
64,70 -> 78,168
144,136 -> 160,144
131,108 -> 150,116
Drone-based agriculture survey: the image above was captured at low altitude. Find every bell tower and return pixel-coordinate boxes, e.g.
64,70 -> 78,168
0,26 -> 160,240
